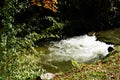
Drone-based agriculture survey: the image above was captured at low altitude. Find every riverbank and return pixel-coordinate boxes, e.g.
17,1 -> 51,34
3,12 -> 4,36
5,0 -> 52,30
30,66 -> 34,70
54,46 -> 120,80
96,28 -> 120,45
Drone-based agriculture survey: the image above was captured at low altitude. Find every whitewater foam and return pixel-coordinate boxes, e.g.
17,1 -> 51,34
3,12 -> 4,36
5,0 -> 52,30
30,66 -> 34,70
47,35 -> 114,63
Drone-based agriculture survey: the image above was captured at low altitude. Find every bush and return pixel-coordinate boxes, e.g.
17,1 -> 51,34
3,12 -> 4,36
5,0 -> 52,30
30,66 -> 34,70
0,0 -> 63,79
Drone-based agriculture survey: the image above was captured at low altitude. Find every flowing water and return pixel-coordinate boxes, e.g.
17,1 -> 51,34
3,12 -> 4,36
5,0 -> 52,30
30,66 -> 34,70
47,35 -> 113,62
37,33 -> 116,73
36,27 -> 120,73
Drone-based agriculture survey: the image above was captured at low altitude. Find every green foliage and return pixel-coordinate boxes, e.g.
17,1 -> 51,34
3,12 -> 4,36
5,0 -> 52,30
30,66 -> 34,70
0,0 -> 120,79
71,60 -> 80,68
0,0 -> 63,79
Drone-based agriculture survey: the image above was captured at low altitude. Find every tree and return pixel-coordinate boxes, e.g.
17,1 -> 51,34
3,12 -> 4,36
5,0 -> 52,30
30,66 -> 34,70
31,0 -> 58,12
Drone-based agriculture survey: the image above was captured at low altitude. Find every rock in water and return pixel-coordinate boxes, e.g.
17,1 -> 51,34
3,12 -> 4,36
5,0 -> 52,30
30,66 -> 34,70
108,46 -> 114,52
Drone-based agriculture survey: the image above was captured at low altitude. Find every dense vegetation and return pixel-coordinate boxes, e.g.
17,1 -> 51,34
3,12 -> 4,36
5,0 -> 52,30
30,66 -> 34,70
0,0 -> 120,79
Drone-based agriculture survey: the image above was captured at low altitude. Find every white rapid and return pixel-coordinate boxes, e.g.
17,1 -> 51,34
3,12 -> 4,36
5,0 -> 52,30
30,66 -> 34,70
46,35 -> 114,63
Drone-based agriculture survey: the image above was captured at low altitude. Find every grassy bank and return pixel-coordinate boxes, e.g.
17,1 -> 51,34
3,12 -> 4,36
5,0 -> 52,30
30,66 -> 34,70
54,46 -> 120,80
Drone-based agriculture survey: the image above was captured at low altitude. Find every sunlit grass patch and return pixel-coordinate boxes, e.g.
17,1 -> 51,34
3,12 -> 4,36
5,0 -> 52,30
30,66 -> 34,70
11,50 -> 46,79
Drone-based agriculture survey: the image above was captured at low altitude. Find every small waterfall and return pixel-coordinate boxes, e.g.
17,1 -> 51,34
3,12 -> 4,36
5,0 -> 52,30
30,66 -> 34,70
46,35 -> 114,63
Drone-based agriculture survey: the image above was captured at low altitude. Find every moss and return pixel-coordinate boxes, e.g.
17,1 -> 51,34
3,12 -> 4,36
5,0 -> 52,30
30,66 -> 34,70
96,28 -> 120,45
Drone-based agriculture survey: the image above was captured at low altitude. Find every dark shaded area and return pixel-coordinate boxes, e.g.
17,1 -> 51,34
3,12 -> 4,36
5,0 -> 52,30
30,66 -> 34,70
5,0 -> 120,38
36,76 -> 42,80
1,0 -> 120,38
0,0 -> 5,29
14,6 -> 54,37
0,15 -> 4,29
58,0 -> 120,36
14,6 -> 54,24
0,0 -> 5,7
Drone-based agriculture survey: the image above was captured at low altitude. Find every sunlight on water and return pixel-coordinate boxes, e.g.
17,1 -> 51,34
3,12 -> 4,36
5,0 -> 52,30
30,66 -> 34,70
46,35 -> 114,63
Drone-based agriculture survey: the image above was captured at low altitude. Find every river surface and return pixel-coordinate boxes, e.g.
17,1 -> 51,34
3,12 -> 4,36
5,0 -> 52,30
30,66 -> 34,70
36,27 -> 120,73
